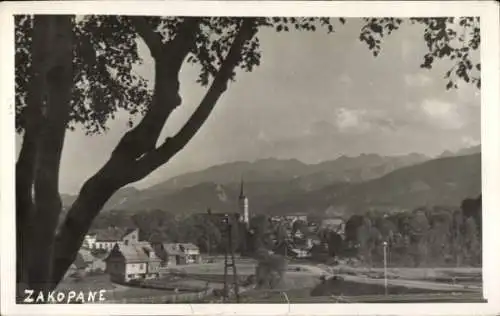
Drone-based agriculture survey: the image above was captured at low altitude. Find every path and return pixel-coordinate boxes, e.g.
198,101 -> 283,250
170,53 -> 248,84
288,263 -> 481,292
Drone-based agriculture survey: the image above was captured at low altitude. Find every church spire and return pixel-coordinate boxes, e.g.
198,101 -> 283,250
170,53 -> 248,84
239,177 -> 245,199
238,176 -> 249,226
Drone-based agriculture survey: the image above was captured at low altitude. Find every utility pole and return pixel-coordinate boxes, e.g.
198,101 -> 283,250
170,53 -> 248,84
222,214 -> 240,303
383,241 -> 388,296
207,208 -> 212,258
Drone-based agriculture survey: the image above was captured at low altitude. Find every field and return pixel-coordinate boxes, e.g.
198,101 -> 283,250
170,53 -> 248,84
57,275 -> 180,302
55,261 -> 483,303
175,260 -> 483,302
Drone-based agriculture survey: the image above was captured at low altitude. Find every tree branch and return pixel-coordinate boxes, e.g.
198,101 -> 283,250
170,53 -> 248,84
129,16 -> 164,60
111,17 -> 201,161
132,18 -> 258,180
49,17 -> 204,286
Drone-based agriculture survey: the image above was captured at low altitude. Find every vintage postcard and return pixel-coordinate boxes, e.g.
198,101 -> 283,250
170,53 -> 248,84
1,1 -> 499,315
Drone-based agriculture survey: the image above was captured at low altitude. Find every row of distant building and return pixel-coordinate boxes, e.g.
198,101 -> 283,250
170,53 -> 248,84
69,181 -> 346,283
69,228 -> 201,283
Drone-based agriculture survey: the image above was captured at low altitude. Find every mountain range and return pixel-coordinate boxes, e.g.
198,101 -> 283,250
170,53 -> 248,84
60,145 -> 481,218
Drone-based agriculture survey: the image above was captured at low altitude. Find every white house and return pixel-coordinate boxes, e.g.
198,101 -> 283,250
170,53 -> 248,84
152,242 -> 201,266
85,227 -> 139,251
82,234 -> 97,249
179,243 -> 201,264
105,240 -> 161,283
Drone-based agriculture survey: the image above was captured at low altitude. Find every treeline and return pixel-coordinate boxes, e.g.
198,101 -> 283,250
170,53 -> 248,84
90,195 -> 482,267
341,195 -> 482,267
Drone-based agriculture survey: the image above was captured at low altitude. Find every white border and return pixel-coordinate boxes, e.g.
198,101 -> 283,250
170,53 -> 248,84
1,1 -> 499,315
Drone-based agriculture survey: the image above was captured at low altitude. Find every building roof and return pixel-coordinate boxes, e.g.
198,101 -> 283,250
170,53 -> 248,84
90,227 -> 137,242
136,241 -> 154,251
179,243 -> 199,251
321,218 -> 344,226
162,243 -> 185,256
136,241 -> 162,260
107,243 -> 149,263
161,242 -> 199,256
122,244 -> 149,263
285,213 -> 308,217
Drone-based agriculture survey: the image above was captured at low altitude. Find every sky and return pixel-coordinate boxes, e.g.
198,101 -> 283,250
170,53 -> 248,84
15,18 -> 481,194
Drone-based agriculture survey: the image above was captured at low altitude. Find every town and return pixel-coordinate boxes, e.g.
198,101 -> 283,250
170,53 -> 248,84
55,180 -> 482,304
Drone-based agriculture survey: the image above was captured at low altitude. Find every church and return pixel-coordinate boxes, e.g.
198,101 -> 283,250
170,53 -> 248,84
202,178 -> 250,227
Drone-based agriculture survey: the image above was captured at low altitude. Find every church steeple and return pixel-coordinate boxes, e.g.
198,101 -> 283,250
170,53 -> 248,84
239,178 -> 246,199
238,177 -> 249,226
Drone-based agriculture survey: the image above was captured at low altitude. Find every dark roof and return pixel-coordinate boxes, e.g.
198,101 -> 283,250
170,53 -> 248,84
91,227 -> 137,242
162,243 -> 185,256
285,213 -> 308,217
179,243 -> 199,251
107,243 -> 149,263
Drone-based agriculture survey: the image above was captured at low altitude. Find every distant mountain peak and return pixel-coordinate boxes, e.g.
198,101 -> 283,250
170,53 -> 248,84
439,144 -> 481,158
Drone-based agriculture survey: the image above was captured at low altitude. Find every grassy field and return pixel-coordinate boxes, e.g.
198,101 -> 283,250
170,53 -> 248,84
56,274 -> 117,292
330,265 -> 482,285
238,277 -> 484,304
57,274 -> 183,302
173,261 -> 257,276
56,263 -> 482,303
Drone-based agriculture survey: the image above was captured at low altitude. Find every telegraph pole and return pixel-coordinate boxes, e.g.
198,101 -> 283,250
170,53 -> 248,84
222,214 -> 240,303
383,241 -> 388,296
207,208 -> 212,258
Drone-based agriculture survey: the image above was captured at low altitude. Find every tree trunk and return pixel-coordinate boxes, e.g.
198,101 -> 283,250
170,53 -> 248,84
26,15 -> 74,294
16,15 -> 46,295
51,166 -> 122,285
16,15 -> 73,299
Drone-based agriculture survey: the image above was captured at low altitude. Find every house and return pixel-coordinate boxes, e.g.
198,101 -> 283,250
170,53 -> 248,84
105,240 -> 162,283
154,242 -> 185,266
82,233 -> 97,249
136,241 -> 162,276
284,213 -> 308,222
320,218 -> 345,234
179,243 -> 201,264
152,242 -> 201,266
293,246 -> 311,259
86,227 -> 139,251
293,229 -> 305,239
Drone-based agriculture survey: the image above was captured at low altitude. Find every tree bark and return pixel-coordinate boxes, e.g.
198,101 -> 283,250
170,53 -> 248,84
49,17 -> 257,288
51,164 -> 123,285
16,14 -> 47,296
26,15 -> 74,293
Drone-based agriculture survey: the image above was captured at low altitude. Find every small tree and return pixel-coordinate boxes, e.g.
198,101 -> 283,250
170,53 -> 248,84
254,249 -> 287,289
463,217 -> 481,266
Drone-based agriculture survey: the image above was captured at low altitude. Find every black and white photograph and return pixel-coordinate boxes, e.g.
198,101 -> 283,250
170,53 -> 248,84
1,1 -> 499,315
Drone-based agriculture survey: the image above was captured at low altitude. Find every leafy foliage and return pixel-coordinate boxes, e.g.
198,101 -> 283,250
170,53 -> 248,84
16,16 -> 479,134
358,17 -> 481,89
15,15 -> 152,134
